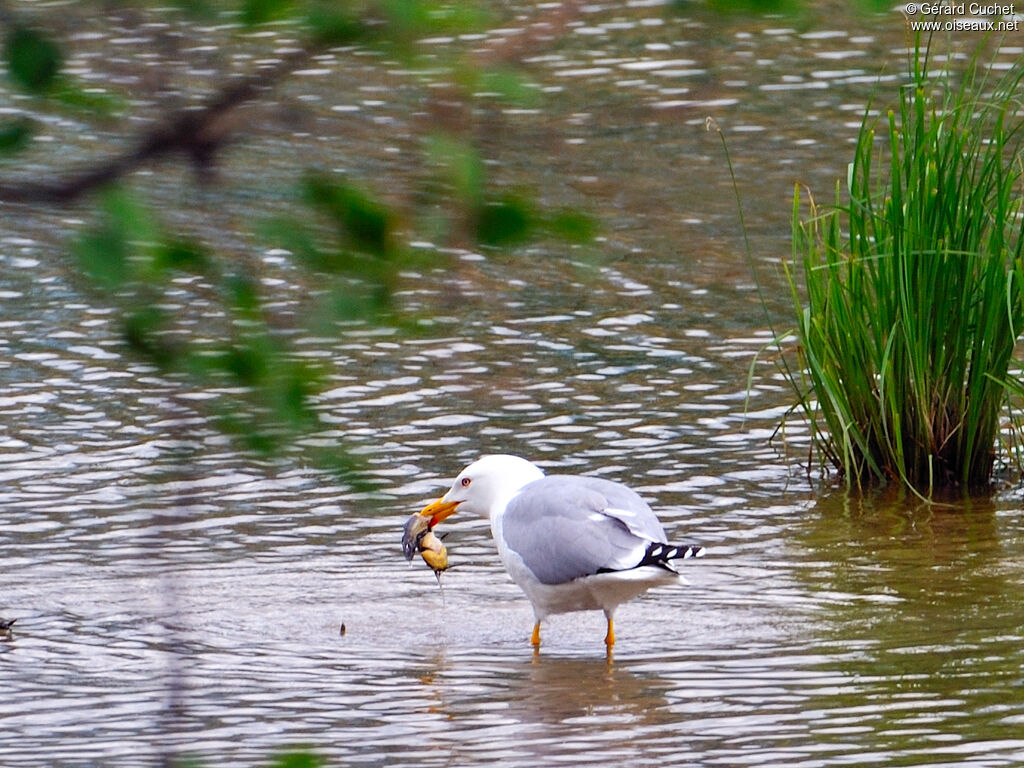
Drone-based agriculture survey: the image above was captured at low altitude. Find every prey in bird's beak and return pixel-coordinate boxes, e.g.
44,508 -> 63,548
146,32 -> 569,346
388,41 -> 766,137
402,500 -> 458,585
402,512 -> 432,561
418,530 -> 449,577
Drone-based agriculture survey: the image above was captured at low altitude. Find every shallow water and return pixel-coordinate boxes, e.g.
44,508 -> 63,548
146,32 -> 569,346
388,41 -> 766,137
3,2 -> 1024,767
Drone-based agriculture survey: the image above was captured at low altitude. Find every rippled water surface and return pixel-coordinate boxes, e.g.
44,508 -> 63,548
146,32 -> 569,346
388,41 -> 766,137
3,2 -> 1024,766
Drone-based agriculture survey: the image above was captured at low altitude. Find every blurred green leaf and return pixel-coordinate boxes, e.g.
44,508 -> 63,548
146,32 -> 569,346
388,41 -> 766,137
222,342 -> 267,386
0,117 -> 35,154
241,0 -> 296,26
317,285 -> 380,323
700,0 -> 802,13
425,133 -> 484,206
75,189 -> 213,290
263,217 -> 369,276
102,186 -> 158,247
216,409 -> 279,455
305,7 -> 369,45
383,0 -> 489,35
75,225 -> 131,289
123,306 -> 178,369
53,82 -> 124,118
477,195 -> 532,246
277,360 -> 322,428
303,176 -> 393,256
380,0 -> 432,36
5,26 -> 62,93
343,200 -> 390,255
546,209 -> 597,243
475,68 -> 539,106
153,239 -> 211,276
261,217 -> 330,270
170,0 -> 217,17
268,750 -> 324,768
226,272 -> 262,316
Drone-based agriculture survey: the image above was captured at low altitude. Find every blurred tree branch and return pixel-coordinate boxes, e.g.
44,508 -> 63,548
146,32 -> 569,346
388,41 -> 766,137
0,0 -> 586,205
0,0 -> 597,478
0,45 -> 317,203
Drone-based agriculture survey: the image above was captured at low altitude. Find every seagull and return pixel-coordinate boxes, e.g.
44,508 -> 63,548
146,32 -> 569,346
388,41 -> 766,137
409,454 -> 704,650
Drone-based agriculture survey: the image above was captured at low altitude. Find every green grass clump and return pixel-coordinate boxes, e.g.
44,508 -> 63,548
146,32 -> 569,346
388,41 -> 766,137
787,36 -> 1024,493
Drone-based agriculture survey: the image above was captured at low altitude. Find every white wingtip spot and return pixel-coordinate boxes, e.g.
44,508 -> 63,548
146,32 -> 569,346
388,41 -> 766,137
605,506 -> 638,518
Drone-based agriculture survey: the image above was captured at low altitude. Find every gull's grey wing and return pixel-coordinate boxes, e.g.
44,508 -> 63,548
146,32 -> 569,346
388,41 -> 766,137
501,475 -> 668,585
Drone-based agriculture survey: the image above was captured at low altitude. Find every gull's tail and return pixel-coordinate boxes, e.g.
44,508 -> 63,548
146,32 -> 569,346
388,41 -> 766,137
637,541 -> 705,573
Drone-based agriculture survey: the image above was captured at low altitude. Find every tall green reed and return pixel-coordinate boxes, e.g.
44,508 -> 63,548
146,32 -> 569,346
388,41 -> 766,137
787,35 -> 1024,492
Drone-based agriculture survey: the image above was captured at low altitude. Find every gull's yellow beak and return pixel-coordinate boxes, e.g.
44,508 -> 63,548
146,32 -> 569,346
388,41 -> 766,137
418,496 -> 461,528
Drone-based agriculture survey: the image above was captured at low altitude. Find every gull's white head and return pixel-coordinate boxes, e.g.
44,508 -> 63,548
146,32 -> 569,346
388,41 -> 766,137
417,454 -> 545,525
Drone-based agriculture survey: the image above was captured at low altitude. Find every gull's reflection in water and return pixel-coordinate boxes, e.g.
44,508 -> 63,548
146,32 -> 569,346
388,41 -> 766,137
513,653 -> 673,721
408,647 -> 679,766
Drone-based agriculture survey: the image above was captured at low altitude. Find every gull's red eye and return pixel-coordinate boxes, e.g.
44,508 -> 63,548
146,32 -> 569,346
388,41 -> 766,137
461,477 -> 471,487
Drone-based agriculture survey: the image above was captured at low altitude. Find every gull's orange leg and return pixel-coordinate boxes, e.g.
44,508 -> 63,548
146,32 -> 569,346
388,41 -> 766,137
604,615 -> 615,648
531,621 -> 541,648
